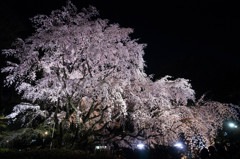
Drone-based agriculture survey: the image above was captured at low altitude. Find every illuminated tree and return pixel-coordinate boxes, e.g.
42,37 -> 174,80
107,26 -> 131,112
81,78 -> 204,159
2,2 -> 147,148
2,1 -> 239,150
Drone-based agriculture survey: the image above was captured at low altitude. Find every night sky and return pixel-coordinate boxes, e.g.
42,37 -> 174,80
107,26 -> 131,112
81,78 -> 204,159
0,0 -> 240,113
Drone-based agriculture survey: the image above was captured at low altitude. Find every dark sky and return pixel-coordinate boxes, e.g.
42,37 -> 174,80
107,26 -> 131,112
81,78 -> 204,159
0,0 -> 240,113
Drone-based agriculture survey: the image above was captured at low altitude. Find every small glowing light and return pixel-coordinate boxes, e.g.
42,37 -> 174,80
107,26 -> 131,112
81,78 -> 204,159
229,123 -> 237,128
95,146 -> 107,150
6,140 -> 9,143
44,131 -> 48,135
95,146 -> 100,150
229,123 -> 235,127
137,143 -> 145,150
174,142 -> 184,149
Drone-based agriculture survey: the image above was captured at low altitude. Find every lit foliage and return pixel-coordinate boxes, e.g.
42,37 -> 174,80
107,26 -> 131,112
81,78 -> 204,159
2,1 -> 239,150
6,103 -> 48,127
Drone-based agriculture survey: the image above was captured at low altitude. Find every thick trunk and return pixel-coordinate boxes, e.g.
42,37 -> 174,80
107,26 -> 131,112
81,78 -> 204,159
66,103 -> 69,119
58,121 -> 63,147
69,100 -> 82,148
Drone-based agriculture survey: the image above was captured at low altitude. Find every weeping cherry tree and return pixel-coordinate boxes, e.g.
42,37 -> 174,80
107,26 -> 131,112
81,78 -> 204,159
1,1 -> 239,151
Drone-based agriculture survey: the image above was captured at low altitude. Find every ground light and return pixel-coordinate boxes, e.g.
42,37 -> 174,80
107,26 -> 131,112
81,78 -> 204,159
95,146 -> 107,150
228,122 -> 238,128
174,142 -> 184,149
137,143 -> 145,150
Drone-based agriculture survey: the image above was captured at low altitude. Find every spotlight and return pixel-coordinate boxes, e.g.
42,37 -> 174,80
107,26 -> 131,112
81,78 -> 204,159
228,122 -> 237,128
174,142 -> 184,149
137,143 -> 145,150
